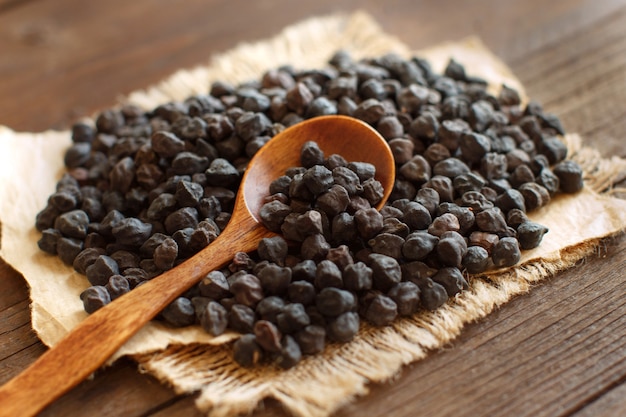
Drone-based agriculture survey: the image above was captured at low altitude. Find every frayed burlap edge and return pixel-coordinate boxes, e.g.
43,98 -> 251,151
117,12 -> 626,417
135,240 -> 602,417
135,241 -> 601,417
132,146 -> 623,417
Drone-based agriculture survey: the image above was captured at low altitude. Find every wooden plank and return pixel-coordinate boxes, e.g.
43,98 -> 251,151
149,396 -> 205,417
513,5 -> 626,158
1,0 -> 624,132
0,310 -> 40,363
38,359 -> 178,417
0,299 -> 31,337
0,260 -> 29,310
0,0 -> 323,131
573,382 -> 626,417
0,1 -> 625,416
0,292 -> 185,416
0,263 -> 181,415
0,336 -> 41,382
0,343 -> 46,384
0,300 -> 32,346
0,0 -> 35,13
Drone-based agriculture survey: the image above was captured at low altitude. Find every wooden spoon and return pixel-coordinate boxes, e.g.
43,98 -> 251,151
0,114 -> 395,417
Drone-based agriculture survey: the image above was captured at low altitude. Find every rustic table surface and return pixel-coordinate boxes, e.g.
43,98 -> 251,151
1,0 -> 625,416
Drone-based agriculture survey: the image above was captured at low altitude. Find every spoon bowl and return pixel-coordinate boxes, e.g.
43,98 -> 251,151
0,115 -> 395,417
243,114 -> 395,219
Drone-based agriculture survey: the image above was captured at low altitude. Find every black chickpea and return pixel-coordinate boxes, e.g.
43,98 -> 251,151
37,49 -> 582,368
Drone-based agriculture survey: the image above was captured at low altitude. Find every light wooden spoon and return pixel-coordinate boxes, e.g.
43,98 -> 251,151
0,114 -> 395,417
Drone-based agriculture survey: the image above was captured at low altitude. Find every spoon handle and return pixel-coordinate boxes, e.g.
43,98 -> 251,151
0,214 -> 270,417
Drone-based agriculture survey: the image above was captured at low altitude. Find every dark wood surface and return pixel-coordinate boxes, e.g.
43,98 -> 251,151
1,1 -> 625,416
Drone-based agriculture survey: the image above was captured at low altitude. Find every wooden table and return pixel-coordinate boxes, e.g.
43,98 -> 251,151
1,0 -> 625,416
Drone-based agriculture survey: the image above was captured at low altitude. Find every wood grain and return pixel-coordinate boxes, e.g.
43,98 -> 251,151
38,360 -> 178,417
573,381 -> 626,417
514,6 -> 626,159
1,0 -> 625,416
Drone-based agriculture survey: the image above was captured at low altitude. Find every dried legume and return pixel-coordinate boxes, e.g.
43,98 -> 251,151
37,50 -> 583,369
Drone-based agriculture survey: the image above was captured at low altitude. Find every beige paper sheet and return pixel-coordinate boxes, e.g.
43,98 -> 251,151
1,11 -> 625,417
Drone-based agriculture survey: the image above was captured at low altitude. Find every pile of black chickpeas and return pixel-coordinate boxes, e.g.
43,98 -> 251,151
35,50 -> 584,368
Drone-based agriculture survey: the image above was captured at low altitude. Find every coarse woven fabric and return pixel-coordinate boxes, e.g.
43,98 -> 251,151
0,10 -> 625,417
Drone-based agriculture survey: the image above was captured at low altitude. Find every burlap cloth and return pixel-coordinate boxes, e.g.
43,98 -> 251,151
1,11 -> 625,417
